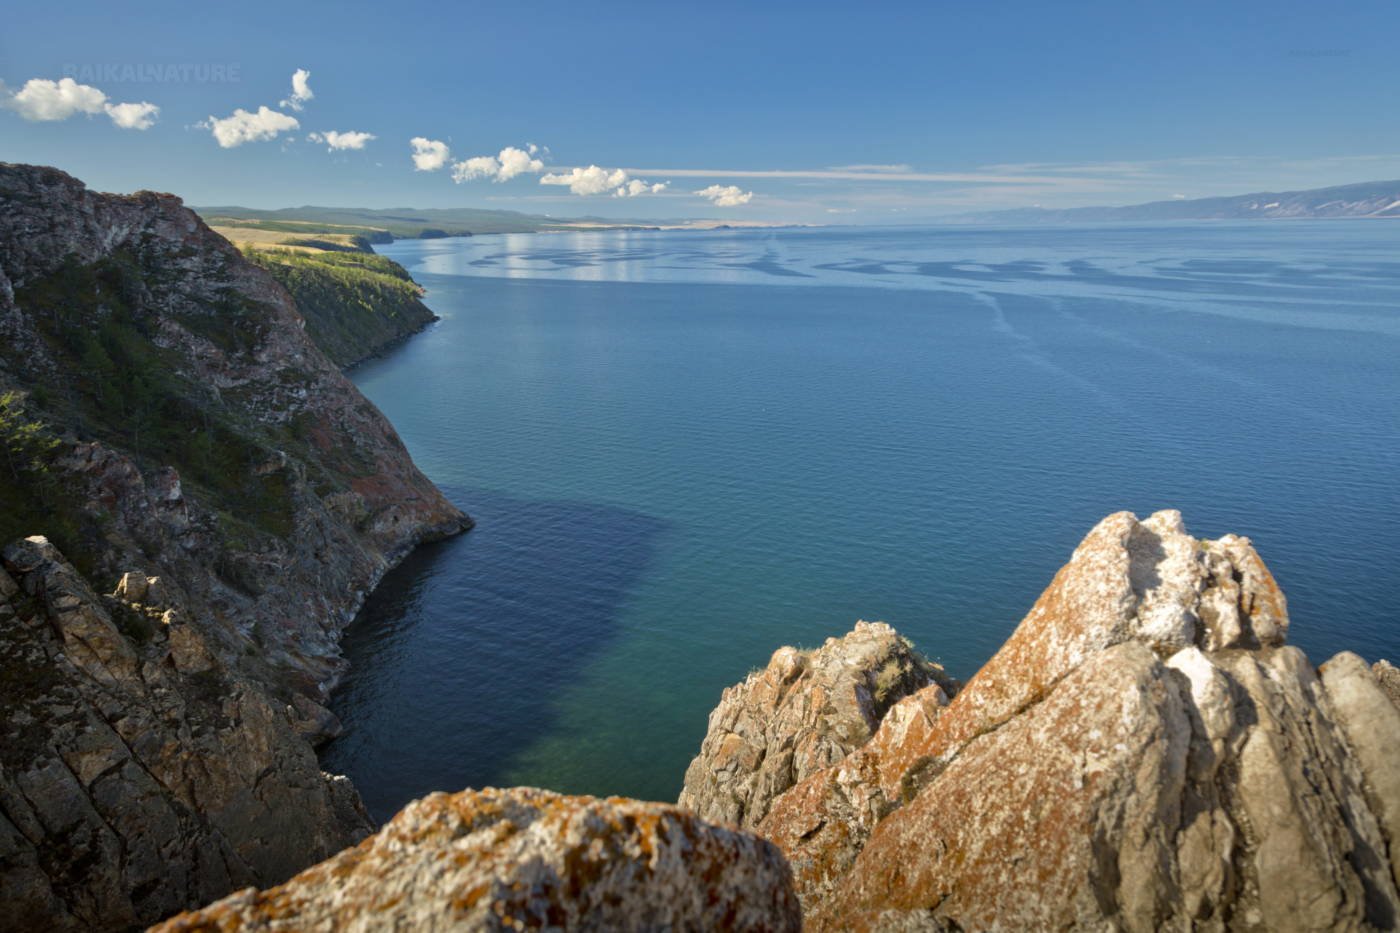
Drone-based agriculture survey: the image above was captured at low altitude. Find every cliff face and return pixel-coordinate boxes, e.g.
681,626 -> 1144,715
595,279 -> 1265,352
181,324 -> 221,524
0,538 -> 371,930
0,163 -> 468,693
686,511 -> 1400,930
0,164 -> 468,928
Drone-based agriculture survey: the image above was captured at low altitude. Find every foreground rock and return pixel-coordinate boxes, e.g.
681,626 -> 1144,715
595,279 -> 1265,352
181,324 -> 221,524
687,510 -> 1400,930
1374,658 -> 1400,710
152,787 -> 802,931
0,538 -> 371,930
680,620 -> 957,830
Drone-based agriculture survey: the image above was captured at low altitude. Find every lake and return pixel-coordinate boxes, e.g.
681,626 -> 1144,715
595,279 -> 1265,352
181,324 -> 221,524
321,222 -> 1400,822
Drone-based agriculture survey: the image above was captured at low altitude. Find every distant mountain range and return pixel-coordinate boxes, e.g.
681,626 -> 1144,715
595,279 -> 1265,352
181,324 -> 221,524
944,179 -> 1400,224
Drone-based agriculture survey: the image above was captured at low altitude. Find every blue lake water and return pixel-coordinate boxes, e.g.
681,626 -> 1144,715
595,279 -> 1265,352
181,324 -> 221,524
321,223 -> 1400,822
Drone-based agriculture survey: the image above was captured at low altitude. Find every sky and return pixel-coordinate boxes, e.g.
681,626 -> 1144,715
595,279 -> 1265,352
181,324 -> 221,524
2,0 -> 1398,222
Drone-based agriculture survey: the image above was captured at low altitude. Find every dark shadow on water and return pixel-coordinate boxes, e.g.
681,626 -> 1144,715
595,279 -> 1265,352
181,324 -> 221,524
320,486 -> 668,822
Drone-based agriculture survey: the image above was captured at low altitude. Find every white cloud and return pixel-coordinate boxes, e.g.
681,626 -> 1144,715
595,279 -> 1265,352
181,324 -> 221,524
410,137 -> 450,171
5,77 -> 107,120
451,155 -> 499,181
451,146 -> 545,183
280,68 -> 314,111
615,178 -> 669,197
695,184 -> 754,207
625,166 -> 1089,185
3,77 -> 160,130
495,146 -> 544,180
539,165 -> 634,196
308,129 -> 376,151
827,163 -> 913,173
104,101 -> 160,130
206,105 -> 300,147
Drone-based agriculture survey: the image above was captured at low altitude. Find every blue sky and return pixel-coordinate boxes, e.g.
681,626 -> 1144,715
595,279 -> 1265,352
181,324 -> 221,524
2,0 -> 1397,221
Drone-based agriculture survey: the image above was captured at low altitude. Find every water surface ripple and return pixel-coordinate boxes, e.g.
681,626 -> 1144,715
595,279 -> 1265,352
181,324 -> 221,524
322,223 -> 1400,821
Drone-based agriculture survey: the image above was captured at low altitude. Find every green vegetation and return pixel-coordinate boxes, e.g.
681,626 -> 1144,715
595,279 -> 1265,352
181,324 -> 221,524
0,221 -> 436,575
242,247 -> 437,368
4,252 -> 299,559
0,391 -> 59,482
0,391 -> 100,575
872,657 -> 911,706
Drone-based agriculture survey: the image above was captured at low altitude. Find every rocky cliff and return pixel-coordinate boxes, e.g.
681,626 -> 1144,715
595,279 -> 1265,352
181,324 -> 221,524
0,162 -> 468,695
684,510 -> 1400,930
0,163 -> 468,928
0,538 -> 371,929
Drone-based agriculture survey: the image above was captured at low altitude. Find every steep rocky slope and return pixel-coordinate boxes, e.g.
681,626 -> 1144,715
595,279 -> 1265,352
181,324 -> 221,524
0,163 -> 468,928
151,787 -> 802,931
0,162 -> 468,694
0,538 -> 370,929
687,510 -> 1400,930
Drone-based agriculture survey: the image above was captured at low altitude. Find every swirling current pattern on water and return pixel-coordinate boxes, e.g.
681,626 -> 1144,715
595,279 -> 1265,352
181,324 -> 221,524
321,223 -> 1400,821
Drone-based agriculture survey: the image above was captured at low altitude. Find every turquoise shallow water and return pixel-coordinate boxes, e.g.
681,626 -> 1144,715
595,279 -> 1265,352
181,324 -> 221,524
322,223 -> 1400,821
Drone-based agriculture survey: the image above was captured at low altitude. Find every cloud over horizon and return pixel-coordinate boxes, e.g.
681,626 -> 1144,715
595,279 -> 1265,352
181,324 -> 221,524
2,77 -> 159,130
411,137 -> 450,171
451,146 -> 545,183
695,184 -> 754,206
616,178 -> 668,197
206,105 -> 300,147
540,165 -> 665,197
309,129 -> 376,151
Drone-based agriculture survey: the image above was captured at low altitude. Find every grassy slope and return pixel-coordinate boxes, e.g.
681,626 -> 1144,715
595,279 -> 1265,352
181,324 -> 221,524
201,205 -> 560,237
241,247 -> 438,369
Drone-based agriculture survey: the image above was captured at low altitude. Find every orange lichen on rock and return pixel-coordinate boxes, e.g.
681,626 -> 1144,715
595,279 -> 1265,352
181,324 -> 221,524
688,510 -> 1400,931
151,787 -> 801,931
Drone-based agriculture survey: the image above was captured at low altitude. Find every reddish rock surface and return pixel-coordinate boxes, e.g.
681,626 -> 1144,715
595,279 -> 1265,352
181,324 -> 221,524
151,787 -> 802,932
679,620 -> 956,831
684,511 -> 1400,930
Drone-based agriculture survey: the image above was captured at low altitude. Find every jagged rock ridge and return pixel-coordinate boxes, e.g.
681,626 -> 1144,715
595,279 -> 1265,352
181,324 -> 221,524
679,619 -> 958,831
686,510 -> 1400,931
